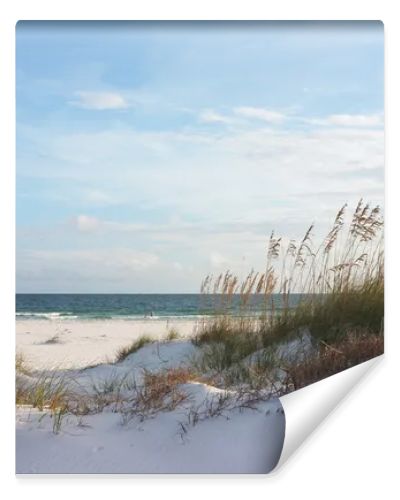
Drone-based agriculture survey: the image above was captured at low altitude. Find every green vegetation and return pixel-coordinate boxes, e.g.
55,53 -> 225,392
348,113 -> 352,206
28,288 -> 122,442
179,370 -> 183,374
15,353 -> 30,376
194,200 -> 384,390
165,328 -> 180,341
282,329 -> 383,391
115,335 -> 154,362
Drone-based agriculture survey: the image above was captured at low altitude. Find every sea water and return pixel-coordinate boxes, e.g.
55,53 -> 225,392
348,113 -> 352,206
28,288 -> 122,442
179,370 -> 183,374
16,293 -> 304,321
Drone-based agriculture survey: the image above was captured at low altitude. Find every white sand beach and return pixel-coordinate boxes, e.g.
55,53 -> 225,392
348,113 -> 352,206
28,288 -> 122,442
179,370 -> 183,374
16,319 -> 286,473
16,318 -> 200,369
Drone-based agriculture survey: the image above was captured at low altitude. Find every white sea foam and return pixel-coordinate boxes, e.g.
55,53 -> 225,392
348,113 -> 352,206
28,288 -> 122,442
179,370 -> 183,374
16,312 -> 78,320
16,312 -> 209,321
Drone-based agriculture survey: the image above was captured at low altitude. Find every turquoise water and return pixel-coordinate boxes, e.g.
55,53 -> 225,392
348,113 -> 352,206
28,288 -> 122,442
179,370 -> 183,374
16,293 -> 303,320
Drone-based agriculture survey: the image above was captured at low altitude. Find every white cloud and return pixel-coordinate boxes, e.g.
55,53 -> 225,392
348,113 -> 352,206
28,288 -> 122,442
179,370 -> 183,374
210,252 -> 230,268
18,114 -> 384,291
306,113 -> 384,128
74,215 -> 101,232
84,190 -> 116,206
199,109 -> 233,124
20,248 -> 161,281
173,261 -> 184,271
71,91 -> 129,110
233,106 -> 286,124
25,249 -> 158,270
325,113 -> 383,127
21,122 -> 384,225
16,248 -> 173,293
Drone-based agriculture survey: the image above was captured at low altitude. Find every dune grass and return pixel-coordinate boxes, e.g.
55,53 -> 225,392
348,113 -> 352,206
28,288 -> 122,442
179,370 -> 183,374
195,200 -> 384,389
165,328 -> 180,341
121,367 -> 195,423
16,353 -> 31,376
281,329 -> 383,391
115,329 -> 182,363
115,335 -> 154,362
16,370 -> 71,412
42,334 -> 62,345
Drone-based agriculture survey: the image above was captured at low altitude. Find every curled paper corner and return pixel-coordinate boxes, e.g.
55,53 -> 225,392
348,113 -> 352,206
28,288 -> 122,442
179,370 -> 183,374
275,355 -> 383,470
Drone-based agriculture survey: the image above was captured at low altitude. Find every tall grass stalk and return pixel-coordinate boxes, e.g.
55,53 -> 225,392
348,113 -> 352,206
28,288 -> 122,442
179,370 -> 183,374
195,200 -> 384,376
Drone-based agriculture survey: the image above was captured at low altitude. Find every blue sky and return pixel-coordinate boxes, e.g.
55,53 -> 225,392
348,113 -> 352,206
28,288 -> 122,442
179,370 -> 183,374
16,21 -> 384,293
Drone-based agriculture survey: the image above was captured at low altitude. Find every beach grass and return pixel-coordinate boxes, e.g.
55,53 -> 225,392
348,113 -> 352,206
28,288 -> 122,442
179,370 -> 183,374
165,328 -> 180,341
42,333 -> 62,345
16,370 -> 71,413
194,200 -> 384,389
16,352 -> 31,376
281,329 -> 383,391
121,367 -> 195,423
115,334 -> 154,362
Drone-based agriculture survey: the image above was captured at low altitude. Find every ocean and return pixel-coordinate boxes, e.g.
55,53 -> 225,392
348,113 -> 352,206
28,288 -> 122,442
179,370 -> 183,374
15,293 -> 303,321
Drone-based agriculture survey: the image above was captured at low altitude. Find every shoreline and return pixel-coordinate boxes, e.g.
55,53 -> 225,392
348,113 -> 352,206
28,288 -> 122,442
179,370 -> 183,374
16,314 -> 211,321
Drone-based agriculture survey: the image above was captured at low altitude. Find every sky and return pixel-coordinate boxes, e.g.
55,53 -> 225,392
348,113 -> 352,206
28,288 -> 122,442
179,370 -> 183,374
16,21 -> 384,293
